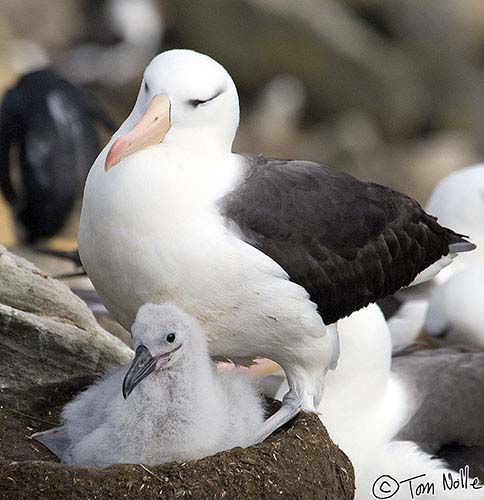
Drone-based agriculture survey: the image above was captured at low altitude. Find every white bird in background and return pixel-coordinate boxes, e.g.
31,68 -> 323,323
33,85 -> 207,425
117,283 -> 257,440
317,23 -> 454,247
275,304 -> 484,499
387,164 -> 484,348
63,0 -> 163,87
238,73 -> 306,158
425,165 -> 484,280
78,49 -> 474,442
425,266 -> 484,348
7,39 -> 50,76
33,303 -> 264,467
386,298 -> 429,348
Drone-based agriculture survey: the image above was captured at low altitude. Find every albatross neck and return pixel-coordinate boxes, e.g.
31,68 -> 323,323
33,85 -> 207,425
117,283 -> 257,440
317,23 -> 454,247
162,127 -> 235,157
137,352 -> 216,405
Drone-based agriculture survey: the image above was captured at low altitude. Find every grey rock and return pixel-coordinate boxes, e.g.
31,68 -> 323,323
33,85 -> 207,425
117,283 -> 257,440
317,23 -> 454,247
0,245 -> 132,388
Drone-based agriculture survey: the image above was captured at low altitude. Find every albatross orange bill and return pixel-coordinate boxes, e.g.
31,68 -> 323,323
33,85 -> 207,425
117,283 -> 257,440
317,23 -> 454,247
104,94 -> 171,172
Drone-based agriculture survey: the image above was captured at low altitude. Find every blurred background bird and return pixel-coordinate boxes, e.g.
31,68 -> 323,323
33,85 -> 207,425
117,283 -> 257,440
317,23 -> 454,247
0,39 -> 115,247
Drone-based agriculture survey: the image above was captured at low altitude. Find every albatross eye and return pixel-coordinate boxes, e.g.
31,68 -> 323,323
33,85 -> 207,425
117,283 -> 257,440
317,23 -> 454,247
166,333 -> 176,343
188,98 -> 209,108
187,89 -> 224,108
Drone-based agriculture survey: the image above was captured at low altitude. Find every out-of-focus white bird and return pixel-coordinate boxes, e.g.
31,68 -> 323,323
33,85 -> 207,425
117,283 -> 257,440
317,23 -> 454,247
425,165 -> 484,281
424,266 -> 484,348
273,304 -> 483,498
424,268 -> 484,349
62,0 -> 163,87
33,303 -> 264,467
7,39 -> 50,76
239,74 -> 306,157
386,298 -> 429,348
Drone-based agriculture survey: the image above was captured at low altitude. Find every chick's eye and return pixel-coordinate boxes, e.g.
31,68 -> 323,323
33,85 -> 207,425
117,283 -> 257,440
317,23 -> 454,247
166,333 -> 176,343
144,80 -> 149,92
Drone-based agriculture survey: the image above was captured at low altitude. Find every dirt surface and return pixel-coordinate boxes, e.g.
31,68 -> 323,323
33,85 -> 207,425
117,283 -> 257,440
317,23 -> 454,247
0,376 -> 354,499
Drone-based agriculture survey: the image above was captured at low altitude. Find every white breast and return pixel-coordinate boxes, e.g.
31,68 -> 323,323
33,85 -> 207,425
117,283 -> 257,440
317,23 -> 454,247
79,146 -> 327,362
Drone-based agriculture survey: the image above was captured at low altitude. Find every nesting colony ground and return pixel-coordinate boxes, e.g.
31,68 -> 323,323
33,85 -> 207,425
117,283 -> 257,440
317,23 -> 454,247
0,377 -> 354,500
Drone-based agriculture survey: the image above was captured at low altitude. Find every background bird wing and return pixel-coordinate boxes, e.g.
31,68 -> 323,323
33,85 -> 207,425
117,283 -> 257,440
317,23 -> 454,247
71,86 -> 117,133
393,349 -> 484,448
221,155 -> 471,324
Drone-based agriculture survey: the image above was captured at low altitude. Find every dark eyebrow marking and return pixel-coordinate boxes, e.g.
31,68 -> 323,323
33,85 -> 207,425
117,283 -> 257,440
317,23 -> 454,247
188,88 -> 224,107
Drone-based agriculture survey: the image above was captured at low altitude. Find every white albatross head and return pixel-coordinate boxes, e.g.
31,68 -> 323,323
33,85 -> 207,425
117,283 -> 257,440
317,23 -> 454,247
105,49 -> 240,171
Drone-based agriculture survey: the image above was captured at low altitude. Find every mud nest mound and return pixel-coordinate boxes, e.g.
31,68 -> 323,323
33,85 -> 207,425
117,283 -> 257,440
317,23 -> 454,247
0,375 -> 354,499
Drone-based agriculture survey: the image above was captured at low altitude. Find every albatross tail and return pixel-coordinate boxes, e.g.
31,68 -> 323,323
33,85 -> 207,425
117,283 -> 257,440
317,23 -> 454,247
409,216 -> 476,287
445,222 -> 476,253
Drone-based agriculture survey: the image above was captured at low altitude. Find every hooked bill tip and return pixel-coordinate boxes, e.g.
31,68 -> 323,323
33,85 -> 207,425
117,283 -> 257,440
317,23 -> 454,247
104,138 -> 124,172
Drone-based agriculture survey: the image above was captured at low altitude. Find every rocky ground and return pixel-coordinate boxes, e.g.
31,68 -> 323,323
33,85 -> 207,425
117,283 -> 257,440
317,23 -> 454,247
0,247 -> 354,499
0,246 -> 132,388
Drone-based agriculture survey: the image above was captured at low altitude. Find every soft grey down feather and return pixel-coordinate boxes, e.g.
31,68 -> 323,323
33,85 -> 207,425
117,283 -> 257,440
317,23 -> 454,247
35,303 -> 265,467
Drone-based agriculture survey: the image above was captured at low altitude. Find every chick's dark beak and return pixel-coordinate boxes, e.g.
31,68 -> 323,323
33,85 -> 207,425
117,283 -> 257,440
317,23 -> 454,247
122,345 -> 157,399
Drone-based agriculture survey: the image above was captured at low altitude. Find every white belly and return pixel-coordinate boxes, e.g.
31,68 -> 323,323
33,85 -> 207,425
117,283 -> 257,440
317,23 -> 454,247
79,147 -> 329,364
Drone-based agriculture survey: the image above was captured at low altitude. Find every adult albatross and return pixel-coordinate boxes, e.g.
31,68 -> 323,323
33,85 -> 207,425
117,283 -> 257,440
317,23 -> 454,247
78,49 -> 474,442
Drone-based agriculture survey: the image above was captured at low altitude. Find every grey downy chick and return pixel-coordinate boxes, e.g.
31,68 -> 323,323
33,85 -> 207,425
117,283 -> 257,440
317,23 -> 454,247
33,303 -> 265,467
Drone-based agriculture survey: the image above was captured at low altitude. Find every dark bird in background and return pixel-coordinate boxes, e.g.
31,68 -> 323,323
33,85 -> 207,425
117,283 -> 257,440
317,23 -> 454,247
0,68 -> 116,244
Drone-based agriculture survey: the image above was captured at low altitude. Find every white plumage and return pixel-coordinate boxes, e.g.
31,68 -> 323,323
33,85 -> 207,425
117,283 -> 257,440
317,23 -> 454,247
425,266 -> 484,347
273,304 -> 483,498
35,303 -> 264,467
62,0 -> 164,87
425,164 -> 484,281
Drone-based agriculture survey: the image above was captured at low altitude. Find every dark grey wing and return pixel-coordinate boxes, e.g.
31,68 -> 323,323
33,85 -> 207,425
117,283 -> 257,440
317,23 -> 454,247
394,349 -> 484,451
221,155 -> 473,324
0,88 -> 21,205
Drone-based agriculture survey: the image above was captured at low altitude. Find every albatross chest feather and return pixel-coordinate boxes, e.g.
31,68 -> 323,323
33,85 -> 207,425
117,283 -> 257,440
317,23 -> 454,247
79,149 -> 326,360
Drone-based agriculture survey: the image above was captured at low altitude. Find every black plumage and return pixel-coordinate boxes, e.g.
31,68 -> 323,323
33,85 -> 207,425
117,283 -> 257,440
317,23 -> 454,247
0,69 -> 115,243
222,155 -> 474,324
